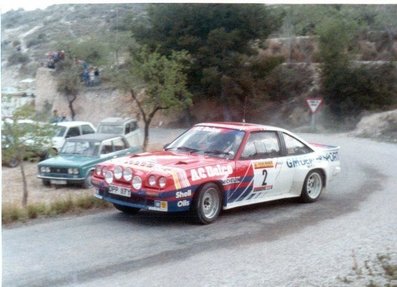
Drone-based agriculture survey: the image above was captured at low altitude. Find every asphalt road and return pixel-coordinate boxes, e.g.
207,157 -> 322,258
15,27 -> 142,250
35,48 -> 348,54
3,132 -> 397,287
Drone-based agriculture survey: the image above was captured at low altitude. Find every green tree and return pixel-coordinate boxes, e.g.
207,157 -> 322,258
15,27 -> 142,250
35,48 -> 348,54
112,47 -> 192,150
127,4 -> 281,120
56,57 -> 82,120
2,105 -> 54,207
317,16 -> 397,120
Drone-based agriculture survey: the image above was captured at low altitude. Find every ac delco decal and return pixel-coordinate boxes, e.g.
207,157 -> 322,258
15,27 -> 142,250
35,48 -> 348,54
190,165 -> 233,181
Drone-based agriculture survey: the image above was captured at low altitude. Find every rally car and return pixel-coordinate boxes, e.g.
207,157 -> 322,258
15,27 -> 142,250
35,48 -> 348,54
92,122 -> 341,224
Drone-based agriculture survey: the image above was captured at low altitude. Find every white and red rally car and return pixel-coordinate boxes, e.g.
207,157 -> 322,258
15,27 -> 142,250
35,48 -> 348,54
92,122 -> 340,224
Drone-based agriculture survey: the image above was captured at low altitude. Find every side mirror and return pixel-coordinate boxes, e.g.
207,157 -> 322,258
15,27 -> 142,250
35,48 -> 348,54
163,143 -> 170,150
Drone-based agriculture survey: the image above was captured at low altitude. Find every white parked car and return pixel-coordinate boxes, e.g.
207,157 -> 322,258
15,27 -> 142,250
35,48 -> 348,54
97,117 -> 142,148
52,121 -> 96,153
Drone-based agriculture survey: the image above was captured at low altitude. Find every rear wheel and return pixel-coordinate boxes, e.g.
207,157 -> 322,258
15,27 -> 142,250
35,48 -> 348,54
113,203 -> 140,215
300,170 -> 323,203
191,183 -> 222,224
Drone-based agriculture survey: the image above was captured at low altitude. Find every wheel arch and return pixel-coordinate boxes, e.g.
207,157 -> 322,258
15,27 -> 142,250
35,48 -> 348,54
191,180 -> 225,208
310,168 -> 326,188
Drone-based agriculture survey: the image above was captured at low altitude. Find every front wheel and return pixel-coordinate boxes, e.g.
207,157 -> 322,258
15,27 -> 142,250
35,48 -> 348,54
191,183 -> 222,224
113,203 -> 140,215
300,170 -> 323,203
82,171 -> 93,189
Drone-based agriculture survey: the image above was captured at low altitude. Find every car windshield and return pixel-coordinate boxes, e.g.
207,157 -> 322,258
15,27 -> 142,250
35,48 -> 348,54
54,126 -> 66,137
166,126 -> 245,159
97,125 -> 123,134
60,140 -> 100,156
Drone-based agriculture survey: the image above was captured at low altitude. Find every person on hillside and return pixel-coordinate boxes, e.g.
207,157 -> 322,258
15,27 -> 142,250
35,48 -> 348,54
50,110 -> 61,123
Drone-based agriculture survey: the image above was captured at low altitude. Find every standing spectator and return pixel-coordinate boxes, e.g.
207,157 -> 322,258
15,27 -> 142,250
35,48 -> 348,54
94,67 -> 100,85
82,69 -> 89,86
50,110 -> 61,123
89,67 -> 95,86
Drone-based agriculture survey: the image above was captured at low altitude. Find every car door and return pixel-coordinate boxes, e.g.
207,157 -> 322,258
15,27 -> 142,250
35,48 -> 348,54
281,132 -> 315,197
227,131 -> 294,208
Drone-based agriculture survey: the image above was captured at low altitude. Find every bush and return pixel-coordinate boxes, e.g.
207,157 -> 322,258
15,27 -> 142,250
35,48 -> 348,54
265,63 -> 313,102
7,52 -> 29,66
323,63 -> 397,119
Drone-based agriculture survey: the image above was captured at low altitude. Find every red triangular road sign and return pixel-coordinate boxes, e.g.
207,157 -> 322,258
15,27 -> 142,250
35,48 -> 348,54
306,98 -> 323,113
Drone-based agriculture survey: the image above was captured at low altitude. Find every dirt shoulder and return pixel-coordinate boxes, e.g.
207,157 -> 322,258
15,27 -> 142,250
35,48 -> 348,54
1,138 -> 171,209
2,162 -> 94,208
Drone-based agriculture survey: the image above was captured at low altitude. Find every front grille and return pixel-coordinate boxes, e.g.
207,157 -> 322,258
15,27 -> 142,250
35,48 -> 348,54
50,167 -> 68,174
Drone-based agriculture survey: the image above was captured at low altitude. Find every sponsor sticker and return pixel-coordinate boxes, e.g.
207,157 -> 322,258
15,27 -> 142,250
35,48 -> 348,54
254,161 -> 274,169
190,164 -> 233,181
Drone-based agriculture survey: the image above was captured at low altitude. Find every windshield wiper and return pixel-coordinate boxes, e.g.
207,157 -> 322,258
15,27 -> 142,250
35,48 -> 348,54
204,150 -> 232,156
175,146 -> 200,153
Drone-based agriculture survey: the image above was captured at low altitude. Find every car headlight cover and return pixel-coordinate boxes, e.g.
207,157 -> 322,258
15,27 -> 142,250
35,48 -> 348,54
123,167 -> 133,181
132,176 -> 142,190
114,165 -> 123,180
105,171 -> 114,184
148,175 -> 156,186
158,177 -> 167,188
95,165 -> 102,176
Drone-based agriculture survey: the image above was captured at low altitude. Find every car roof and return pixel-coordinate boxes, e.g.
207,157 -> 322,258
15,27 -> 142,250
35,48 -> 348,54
54,121 -> 94,127
195,122 -> 287,133
66,133 -> 124,142
98,117 -> 137,125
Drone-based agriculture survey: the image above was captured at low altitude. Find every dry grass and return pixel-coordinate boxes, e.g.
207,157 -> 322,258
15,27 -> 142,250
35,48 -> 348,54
2,161 -> 110,225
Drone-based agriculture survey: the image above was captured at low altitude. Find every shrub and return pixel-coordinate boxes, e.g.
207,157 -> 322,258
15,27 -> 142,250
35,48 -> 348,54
323,63 -> 397,120
7,52 -> 29,66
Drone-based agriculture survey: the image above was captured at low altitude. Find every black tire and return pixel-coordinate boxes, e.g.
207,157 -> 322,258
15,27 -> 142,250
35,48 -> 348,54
113,203 -> 140,215
300,170 -> 324,203
42,179 -> 51,186
82,171 -> 93,189
191,183 -> 222,224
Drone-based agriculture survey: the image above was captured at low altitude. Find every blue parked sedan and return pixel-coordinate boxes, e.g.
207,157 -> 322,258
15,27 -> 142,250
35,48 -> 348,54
37,133 -> 142,188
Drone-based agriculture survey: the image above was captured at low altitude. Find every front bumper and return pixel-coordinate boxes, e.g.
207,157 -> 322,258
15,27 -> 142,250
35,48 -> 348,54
94,183 -> 192,212
37,174 -> 85,184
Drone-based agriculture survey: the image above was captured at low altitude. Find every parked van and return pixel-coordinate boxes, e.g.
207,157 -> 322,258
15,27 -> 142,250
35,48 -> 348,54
97,117 -> 142,148
52,121 -> 96,153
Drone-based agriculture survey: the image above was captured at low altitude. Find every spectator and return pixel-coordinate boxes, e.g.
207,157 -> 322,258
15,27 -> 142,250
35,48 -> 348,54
82,69 -> 89,86
89,67 -> 95,86
50,110 -> 61,123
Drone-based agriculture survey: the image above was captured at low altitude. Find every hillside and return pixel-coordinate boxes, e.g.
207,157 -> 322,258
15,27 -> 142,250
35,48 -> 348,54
2,4 -> 397,135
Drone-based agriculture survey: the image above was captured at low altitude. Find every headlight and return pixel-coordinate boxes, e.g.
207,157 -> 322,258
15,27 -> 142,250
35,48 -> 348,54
68,168 -> 79,175
40,166 -> 50,173
114,165 -> 123,180
105,171 -> 114,184
148,175 -> 156,186
95,165 -> 102,176
123,167 -> 133,181
132,176 -> 142,190
158,177 -> 167,188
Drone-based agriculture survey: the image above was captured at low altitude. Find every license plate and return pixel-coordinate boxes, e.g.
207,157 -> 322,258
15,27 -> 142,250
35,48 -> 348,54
108,186 -> 131,197
50,180 -> 67,185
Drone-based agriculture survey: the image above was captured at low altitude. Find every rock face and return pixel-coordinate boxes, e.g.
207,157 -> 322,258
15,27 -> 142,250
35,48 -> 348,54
35,67 -> 141,126
352,109 -> 397,142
